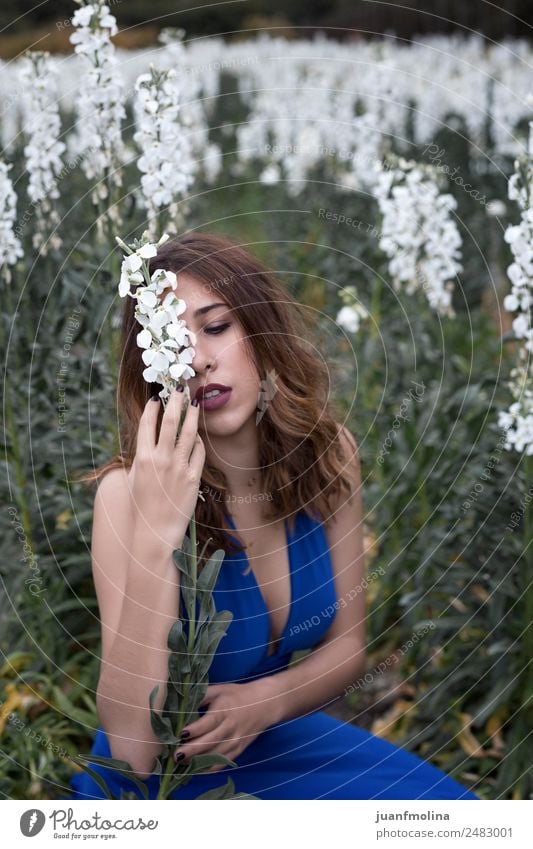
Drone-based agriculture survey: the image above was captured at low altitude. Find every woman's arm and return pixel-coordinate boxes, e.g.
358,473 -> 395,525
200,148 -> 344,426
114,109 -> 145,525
251,425 -> 366,724
93,468 -> 186,779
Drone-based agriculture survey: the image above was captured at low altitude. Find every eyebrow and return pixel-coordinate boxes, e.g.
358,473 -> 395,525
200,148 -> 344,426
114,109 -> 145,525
193,302 -> 228,318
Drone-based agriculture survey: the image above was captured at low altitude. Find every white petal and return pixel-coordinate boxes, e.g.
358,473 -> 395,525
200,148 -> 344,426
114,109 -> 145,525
136,329 -> 152,349
125,253 -> 142,273
143,366 -> 160,383
118,277 -> 130,297
138,243 -> 158,259
169,363 -> 187,380
137,289 -> 158,308
142,349 -> 156,366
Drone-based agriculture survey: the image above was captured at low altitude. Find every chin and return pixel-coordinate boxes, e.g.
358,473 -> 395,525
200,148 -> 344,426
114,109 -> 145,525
198,403 -> 258,437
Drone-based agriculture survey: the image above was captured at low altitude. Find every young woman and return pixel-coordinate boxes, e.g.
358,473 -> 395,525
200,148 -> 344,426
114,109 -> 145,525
68,233 -> 478,800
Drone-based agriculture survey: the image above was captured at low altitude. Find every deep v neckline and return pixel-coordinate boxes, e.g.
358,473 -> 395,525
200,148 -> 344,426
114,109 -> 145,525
224,511 -> 295,659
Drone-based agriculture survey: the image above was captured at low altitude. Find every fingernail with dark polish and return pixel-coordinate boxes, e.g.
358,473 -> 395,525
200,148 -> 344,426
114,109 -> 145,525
174,751 -> 185,763
180,730 -> 191,740
177,384 -> 184,392
191,398 -> 199,407
150,394 -> 159,402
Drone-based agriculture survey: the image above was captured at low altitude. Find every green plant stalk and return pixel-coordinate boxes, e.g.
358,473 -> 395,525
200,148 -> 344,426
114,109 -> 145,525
369,275 -> 382,341
3,285 -> 34,551
157,516 -> 198,800
3,286 -> 54,677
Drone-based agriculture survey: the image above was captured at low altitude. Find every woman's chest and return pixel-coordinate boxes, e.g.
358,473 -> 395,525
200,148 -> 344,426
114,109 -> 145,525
224,511 -> 292,654
204,507 -> 339,682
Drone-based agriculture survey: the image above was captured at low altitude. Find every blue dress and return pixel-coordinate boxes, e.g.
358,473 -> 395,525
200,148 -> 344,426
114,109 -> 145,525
66,509 -> 479,800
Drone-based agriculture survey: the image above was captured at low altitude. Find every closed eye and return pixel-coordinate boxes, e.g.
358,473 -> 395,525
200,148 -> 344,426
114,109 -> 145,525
205,322 -> 230,334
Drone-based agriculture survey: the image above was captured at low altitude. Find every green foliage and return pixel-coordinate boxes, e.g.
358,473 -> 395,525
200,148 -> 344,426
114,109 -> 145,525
0,63 -> 529,802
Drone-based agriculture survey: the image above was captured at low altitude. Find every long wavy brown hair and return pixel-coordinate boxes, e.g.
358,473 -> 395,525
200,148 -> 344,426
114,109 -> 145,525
77,232 -> 354,565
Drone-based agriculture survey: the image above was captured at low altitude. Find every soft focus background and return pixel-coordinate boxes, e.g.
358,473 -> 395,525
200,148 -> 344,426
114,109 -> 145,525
1,0 -> 532,801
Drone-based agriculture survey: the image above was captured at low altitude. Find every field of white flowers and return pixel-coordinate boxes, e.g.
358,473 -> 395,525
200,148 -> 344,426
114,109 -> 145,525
1,0 -> 532,800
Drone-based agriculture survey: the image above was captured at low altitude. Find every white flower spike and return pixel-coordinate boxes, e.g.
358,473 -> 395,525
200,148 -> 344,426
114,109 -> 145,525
116,231 -> 196,401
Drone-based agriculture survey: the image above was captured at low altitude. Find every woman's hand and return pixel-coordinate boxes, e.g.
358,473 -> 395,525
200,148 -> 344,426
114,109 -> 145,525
173,683 -> 273,772
127,387 -> 206,553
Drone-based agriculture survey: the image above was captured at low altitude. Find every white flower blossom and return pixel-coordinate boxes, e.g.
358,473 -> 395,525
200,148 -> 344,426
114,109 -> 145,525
336,286 -> 370,334
116,231 -> 197,401
69,0 -> 126,232
498,120 -> 533,455
133,65 -> 195,238
373,161 -> 462,316
19,51 -> 65,254
259,164 -> 281,185
0,160 -> 23,281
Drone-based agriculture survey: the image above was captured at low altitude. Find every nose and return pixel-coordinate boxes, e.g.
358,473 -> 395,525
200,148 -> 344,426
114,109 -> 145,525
189,338 -> 214,395
191,338 -> 212,373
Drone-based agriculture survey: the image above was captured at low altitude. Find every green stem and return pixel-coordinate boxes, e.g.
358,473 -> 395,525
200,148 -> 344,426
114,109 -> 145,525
370,275 -> 382,341
4,285 -> 34,550
157,513 -> 198,800
4,282 -> 54,679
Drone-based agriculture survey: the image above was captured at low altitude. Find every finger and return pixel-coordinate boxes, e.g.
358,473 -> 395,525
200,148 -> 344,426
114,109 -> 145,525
180,711 -> 220,741
205,761 -> 232,774
174,394 -> 201,461
157,386 -> 186,450
187,432 -> 206,469
199,684 -> 224,705
175,727 -> 230,763
136,393 -> 161,456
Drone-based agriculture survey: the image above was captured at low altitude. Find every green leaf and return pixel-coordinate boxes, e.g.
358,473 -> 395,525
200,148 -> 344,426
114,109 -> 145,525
188,752 -> 237,772
471,677 -> 518,728
69,760 -> 116,799
167,619 -> 186,652
149,685 -> 181,743
70,754 -> 150,799
52,686 -> 97,729
195,778 -> 238,799
173,545 -> 197,623
168,646 -> 191,679
197,549 -> 225,623
162,680 -> 182,718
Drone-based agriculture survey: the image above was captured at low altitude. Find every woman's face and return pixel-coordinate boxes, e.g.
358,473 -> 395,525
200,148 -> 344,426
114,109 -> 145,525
171,271 -> 261,437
